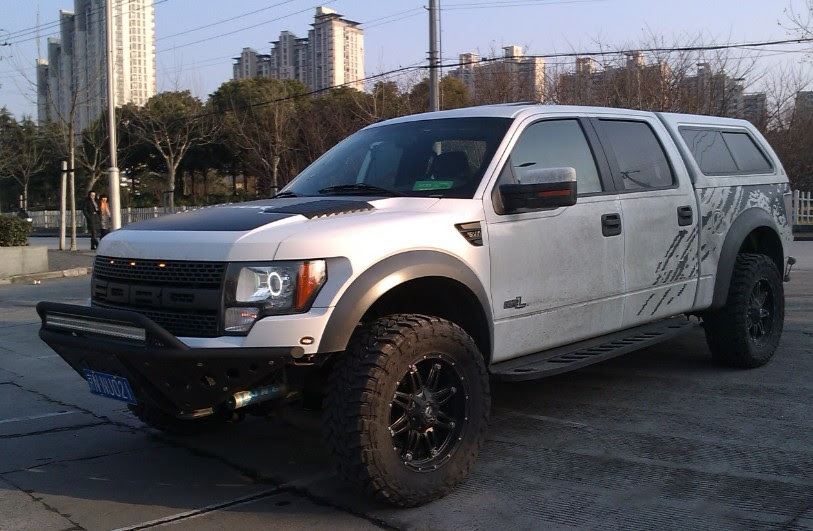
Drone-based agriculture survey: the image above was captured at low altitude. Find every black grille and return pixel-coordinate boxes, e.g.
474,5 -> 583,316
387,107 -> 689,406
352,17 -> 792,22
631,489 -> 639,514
94,303 -> 219,338
92,256 -> 226,338
94,256 -> 226,288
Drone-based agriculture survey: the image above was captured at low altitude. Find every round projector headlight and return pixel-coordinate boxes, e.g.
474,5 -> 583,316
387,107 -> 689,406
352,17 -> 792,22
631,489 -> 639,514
235,265 -> 296,309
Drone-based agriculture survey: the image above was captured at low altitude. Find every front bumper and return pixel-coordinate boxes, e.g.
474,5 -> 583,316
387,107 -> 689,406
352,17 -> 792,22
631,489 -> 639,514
37,301 -> 303,415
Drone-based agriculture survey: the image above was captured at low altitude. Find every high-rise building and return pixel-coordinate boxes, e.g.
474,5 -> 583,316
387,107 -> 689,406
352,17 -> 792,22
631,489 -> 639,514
233,48 -> 272,80
741,93 -> 768,126
448,46 -> 546,104
795,91 -> 813,118
557,53 -> 670,109
232,6 -> 364,92
36,0 -> 156,133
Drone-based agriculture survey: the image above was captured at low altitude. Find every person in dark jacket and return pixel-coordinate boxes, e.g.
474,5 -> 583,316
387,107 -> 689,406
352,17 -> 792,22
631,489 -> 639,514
82,190 -> 101,250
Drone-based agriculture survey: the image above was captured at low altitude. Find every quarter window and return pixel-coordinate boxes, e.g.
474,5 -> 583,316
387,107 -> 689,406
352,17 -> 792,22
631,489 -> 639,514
722,132 -> 773,173
599,120 -> 674,189
679,129 -> 738,174
679,128 -> 773,175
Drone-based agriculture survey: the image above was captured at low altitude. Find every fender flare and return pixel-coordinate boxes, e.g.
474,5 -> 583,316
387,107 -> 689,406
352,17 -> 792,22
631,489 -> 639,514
711,207 -> 783,310
317,250 -> 492,355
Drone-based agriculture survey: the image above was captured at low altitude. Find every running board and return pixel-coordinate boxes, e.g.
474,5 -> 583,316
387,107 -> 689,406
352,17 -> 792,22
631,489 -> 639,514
490,316 -> 699,381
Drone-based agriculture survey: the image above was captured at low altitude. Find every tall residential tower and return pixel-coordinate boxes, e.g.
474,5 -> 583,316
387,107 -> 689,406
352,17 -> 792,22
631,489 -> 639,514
232,7 -> 364,92
37,0 -> 156,133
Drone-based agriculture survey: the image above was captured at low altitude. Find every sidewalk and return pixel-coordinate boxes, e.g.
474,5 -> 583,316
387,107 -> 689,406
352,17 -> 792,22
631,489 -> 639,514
0,249 -> 95,285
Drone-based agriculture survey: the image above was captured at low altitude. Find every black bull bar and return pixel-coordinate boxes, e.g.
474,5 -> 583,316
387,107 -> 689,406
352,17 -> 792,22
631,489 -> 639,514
37,301 -> 302,415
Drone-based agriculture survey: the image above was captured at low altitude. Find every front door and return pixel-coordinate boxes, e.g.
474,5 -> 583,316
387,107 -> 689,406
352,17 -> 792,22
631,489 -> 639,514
485,116 -> 626,364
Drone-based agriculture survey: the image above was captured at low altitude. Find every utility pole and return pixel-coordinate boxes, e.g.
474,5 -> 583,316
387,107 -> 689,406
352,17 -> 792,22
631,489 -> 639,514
105,0 -> 122,229
59,161 -> 66,250
428,0 -> 440,112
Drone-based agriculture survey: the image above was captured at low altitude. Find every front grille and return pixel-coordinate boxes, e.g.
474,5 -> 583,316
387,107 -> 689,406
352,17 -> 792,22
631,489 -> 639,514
94,256 -> 226,288
92,256 -> 226,337
93,303 -> 220,338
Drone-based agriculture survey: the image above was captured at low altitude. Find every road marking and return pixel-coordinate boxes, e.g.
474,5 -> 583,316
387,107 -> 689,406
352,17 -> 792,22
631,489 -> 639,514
111,488 -> 282,530
0,410 -> 79,425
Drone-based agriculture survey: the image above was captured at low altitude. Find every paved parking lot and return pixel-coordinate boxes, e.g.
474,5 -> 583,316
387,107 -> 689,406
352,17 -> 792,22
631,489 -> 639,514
1,242 -> 811,530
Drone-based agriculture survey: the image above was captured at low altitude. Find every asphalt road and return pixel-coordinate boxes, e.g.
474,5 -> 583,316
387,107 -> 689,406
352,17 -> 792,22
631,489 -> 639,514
1,242 -> 811,530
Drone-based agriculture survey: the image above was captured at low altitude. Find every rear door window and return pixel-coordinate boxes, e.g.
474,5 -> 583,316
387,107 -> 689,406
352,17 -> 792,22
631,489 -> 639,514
598,120 -> 675,190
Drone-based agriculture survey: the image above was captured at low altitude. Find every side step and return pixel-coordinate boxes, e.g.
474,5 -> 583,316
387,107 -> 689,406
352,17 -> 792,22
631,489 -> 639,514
489,316 -> 699,381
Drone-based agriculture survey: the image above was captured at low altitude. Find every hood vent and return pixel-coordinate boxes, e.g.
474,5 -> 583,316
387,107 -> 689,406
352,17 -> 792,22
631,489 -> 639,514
262,199 -> 375,219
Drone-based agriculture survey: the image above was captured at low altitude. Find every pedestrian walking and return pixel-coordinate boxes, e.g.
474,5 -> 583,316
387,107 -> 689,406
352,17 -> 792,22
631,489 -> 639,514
82,190 -> 101,250
99,194 -> 112,238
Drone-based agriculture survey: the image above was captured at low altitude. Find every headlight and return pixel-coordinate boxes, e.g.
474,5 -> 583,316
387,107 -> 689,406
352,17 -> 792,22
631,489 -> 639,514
224,260 -> 327,333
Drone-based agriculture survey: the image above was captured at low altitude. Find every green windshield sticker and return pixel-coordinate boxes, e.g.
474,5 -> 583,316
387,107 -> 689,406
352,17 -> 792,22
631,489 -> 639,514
413,180 -> 454,191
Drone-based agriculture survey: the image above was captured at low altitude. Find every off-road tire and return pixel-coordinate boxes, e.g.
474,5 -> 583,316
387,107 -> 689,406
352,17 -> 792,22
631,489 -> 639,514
704,253 -> 784,368
128,403 -> 230,436
323,314 -> 490,507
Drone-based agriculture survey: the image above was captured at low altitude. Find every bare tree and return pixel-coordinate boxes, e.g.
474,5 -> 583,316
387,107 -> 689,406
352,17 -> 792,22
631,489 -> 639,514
76,115 -> 109,194
210,78 -> 305,196
127,91 -> 219,208
3,117 -> 48,209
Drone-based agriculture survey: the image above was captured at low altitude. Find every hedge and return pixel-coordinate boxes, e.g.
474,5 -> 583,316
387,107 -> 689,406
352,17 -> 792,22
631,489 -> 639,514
0,216 -> 32,247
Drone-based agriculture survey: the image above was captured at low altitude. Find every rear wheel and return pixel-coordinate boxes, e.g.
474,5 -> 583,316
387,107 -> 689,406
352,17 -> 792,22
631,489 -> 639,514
323,314 -> 490,507
704,253 -> 784,368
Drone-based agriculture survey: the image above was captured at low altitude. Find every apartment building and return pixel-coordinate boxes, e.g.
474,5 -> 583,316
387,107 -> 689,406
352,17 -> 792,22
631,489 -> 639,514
37,0 -> 156,133
232,6 -> 364,92
449,46 -> 546,103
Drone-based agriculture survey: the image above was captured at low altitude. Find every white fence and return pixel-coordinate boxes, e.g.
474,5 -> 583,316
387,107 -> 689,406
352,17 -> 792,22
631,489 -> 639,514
793,190 -> 813,226
28,206 -> 190,230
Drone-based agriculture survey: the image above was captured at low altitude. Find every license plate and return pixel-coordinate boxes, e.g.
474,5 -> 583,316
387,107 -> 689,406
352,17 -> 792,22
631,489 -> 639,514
82,369 -> 138,405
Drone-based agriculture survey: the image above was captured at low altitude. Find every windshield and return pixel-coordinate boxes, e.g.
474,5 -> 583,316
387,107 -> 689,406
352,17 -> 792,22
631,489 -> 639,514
284,117 -> 512,198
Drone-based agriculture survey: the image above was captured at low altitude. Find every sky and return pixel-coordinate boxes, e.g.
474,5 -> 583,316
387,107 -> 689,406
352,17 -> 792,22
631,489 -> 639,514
1,0 -> 811,120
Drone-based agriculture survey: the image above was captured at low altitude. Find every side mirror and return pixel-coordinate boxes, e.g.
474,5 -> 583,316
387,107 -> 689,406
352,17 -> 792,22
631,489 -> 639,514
499,167 -> 577,213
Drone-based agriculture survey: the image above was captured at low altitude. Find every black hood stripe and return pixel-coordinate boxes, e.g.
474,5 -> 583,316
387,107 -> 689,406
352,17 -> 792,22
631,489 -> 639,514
122,198 -> 375,232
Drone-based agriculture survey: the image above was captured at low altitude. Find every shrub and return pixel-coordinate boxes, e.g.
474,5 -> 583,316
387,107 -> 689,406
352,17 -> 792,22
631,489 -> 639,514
0,216 -> 32,247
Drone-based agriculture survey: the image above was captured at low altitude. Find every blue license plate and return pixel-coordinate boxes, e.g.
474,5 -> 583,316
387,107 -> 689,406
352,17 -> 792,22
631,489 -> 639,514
82,369 -> 138,405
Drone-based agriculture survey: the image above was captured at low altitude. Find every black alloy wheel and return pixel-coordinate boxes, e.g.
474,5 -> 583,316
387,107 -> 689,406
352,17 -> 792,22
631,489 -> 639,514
746,277 -> 774,343
389,355 -> 468,472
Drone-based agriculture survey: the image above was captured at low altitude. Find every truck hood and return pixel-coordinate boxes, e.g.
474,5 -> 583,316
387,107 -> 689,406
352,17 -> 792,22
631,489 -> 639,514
97,197 -> 451,261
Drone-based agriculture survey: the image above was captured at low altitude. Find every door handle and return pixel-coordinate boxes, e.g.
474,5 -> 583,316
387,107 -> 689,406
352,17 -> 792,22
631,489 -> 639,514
601,213 -> 622,237
677,205 -> 694,226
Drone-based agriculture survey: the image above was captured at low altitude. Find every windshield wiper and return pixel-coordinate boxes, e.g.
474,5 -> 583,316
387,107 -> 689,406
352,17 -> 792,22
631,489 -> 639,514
318,183 -> 402,197
272,190 -> 299,198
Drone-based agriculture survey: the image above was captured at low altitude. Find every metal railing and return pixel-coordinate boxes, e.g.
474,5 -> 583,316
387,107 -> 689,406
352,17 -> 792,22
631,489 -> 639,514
27,206 -> 190,230
21,191 -> 813,229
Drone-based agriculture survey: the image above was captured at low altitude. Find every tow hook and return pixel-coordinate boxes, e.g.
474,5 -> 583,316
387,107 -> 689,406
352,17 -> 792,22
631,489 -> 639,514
785,256 -> 796,282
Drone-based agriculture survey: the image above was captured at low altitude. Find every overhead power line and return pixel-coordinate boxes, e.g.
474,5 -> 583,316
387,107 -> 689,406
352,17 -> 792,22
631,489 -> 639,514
5,0 -> 169,47
2,0 -> 135,41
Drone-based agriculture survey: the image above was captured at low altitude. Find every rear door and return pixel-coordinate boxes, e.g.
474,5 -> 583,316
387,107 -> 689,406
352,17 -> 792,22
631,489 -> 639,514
591,116 -> 699,326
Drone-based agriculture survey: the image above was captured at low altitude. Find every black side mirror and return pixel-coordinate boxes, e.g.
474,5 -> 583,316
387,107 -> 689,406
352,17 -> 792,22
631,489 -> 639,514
499,167 -> 577,213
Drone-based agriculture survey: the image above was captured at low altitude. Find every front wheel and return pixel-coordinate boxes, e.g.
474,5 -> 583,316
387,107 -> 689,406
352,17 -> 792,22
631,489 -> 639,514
323,314 -> 490,507
704,253 -> 784,368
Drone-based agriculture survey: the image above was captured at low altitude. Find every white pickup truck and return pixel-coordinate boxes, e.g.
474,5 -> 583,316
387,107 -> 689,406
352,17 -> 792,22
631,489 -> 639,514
38,104 -> 795,507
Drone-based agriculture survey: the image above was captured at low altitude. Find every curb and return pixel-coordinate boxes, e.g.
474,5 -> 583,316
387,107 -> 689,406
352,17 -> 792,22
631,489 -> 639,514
0,267 -> 92,286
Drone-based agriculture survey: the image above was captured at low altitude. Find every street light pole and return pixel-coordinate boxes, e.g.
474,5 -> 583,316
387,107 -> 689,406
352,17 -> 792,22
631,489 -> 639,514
428,0 -> 440,112
105,0 -> 122,230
